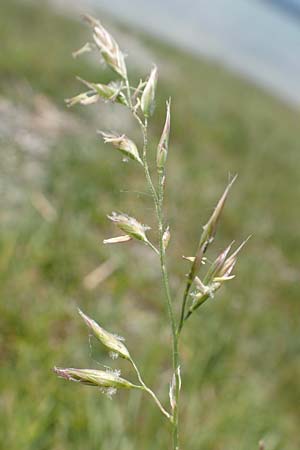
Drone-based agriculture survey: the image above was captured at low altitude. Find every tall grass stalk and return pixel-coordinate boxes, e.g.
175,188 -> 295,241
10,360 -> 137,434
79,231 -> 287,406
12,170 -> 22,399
54,15 -> 247,450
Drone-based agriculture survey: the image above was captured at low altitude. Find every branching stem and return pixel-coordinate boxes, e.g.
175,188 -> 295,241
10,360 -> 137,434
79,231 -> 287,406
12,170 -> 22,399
146,239 -> 160,255
125,77 -> 133,109
141,118 -> 180,449
157,170 -> 180,450
128,76 -> 180,450
130,358 -> 172,421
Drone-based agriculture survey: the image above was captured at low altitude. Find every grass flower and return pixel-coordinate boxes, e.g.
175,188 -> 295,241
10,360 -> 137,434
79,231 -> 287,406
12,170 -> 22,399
141,65 -> 158,117
54,367 -> 139,390
78,309 -> 131,360
107,212 -> 150,242
83,14 -> 127,79
99,132 -> 142,164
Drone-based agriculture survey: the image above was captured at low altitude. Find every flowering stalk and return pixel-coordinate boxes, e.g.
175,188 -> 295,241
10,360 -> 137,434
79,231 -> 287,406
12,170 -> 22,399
54,15 -> 247,450
129,357 -> 172,421
134,113 -> 180,448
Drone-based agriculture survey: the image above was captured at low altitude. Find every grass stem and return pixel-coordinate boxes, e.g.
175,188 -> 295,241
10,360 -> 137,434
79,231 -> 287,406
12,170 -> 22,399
130,358 -> 172,421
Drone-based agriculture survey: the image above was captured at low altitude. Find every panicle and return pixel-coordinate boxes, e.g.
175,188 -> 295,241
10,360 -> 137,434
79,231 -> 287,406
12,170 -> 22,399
78,309 -> 131,360
83,14 -> 127,79
141,65 -> 158,118
99,132 -> 142,165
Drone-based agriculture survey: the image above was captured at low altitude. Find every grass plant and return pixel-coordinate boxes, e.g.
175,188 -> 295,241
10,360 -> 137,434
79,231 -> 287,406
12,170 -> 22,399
53,16 -> 247,450
2,2 -> 300,449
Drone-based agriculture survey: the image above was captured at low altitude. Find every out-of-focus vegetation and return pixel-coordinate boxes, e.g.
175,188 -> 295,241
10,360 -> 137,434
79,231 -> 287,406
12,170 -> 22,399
1,1 -> 300,450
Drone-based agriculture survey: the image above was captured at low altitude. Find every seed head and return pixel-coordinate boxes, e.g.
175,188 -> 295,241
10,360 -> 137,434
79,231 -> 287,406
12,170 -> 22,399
157,100 -> 171,170
83,14 -> 127,79
78,309 -> 131,360
53,367 -> 137,389
99,132 -> 142,165
107,212 -> 150,242
141,65 -> 158,118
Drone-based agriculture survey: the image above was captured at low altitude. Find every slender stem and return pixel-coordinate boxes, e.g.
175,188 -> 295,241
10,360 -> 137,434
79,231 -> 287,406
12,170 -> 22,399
125,76 -> 133,109
184,293 -> 210,322
146,239 -> 160,255
157,170 -> 180,450
133,101 -> 180,449
177,280 -> 192,336
141,118 -> 159,207
130,358 -> 172,421
178,240 -> 206,336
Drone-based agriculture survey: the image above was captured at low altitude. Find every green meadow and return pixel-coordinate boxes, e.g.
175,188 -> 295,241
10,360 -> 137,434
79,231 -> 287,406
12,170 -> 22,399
1,1 -> 299,449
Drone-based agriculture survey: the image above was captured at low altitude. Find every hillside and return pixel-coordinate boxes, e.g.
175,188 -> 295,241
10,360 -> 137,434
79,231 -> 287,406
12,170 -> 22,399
1,1 -> 299,450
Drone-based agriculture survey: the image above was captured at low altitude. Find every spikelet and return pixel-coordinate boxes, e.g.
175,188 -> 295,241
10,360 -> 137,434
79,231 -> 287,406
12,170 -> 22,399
203,242 -> 234,284
187,238 -> 250,316
141,65 -> 158,117
218,237 -> 251,278
78,309 -> 131,360
107,212 -> 150,242
157,100 -> 171,170
77,77 -> 128,105
54,367 -> 138,389
83,14 -> 127,79
162,226 -> 171,251
65,91 -> 99,107
201,175 -> 237,248
169,366 -> 181,413
103,235 -> 132,244
99,132 -> 142,165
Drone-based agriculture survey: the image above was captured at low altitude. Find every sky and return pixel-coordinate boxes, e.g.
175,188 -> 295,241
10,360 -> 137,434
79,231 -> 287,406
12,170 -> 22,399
82,0 -> 300,107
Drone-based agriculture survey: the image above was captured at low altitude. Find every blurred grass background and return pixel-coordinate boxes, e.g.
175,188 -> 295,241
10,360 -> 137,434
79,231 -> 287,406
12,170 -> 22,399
1,1 -> 300,449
